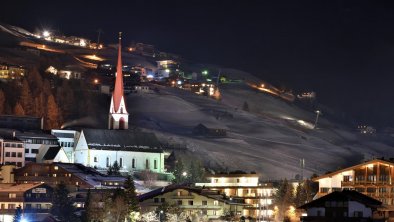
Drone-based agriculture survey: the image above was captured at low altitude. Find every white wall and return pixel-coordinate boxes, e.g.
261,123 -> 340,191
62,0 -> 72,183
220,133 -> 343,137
88,149 -> 164,173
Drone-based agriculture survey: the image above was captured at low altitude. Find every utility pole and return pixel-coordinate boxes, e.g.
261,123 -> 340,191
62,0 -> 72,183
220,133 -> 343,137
314,110 -> 321,129
300,158 -> 305,181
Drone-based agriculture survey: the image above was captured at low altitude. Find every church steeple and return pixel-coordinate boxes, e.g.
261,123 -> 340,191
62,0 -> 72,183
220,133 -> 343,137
108,32 -> 129,130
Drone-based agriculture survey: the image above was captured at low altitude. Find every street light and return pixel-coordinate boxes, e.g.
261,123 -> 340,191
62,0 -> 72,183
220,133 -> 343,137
314,110 -> 322,129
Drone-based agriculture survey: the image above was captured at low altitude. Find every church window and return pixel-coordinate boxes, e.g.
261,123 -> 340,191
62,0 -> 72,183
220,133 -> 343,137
119,158 -> 123,168
94,157 -> 98,162
145,159 -> 149,169
132,158 -> 136,168
154,159 -> 158,169
106,157 -> 110,167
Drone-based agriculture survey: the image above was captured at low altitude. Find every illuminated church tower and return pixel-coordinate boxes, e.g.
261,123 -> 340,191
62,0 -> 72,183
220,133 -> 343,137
108,32 -> 129,130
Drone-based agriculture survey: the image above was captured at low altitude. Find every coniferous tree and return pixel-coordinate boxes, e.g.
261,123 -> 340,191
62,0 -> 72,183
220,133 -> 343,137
81,189 -> 91,222
274,179 -> 293,221
107,165 -> 113,175
51,182 -> 77,222
27,67 -> 43,95
0,89 -> 5,114
46,94 -> 60,129
112,161 -> 121,176
19,79 -> 33,115
124,175 -> 140,221
172,158 -> 185,183
34,92 -> 45,117
13,102 -> 25,116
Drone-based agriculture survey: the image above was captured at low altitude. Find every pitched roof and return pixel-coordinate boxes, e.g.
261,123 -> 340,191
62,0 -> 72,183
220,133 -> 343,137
82,129 -> 162,153
313,159 -> 394,181
43,146 -> 61,160
298,190 -> 382,209
138,184 -> 249,206
0,183 -> 47,192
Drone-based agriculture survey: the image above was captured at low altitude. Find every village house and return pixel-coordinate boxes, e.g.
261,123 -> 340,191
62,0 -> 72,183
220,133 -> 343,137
298,190 -> 388,222
139,185 -> 251,221
196,173 -> 276,221
0,183 -> 53,222
13,162 -> 125,191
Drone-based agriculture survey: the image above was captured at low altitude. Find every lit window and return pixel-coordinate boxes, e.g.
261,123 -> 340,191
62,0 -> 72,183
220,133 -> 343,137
53,174 -> 57,177
8,193 -> 16,198
54,166 -> 58,170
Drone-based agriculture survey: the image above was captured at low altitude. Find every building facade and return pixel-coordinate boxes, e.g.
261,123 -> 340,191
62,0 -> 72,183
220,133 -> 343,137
74,129 -> 165,174
196,173 -> 276,220
313,159 -> 394,207
299,190 -> 387,222
0,138 -> 25,167
14,163 -> 125,191
51,129 -> 80,162
139,185 -> 250,221
15,131 -> 59,163
0,183 -> 53,222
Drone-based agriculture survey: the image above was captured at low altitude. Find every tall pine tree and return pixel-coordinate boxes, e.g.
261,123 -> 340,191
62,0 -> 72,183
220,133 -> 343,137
19,79 -> 33,115
46,94 -> 60,129
124,175 -> 140,221
51,182 -> 77,222
13,102 -> 25,116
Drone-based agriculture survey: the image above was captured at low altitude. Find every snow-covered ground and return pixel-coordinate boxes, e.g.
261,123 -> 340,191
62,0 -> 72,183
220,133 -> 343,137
127,81 -> 394,180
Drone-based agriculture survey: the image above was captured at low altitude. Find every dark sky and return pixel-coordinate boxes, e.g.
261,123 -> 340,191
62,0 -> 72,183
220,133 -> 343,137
2,0 -> 394,127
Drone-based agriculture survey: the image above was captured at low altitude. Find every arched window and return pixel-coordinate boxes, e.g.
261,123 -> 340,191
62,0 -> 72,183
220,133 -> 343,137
119,117 -> 125,129
154,159 -> 158,170
119,158 -> 123,168
106,157 -> 110,167
145,159 -> 149,170
132,158 -> 136,168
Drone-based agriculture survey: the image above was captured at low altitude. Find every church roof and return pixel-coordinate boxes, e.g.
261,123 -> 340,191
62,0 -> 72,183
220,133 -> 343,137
82,129 -> 163,153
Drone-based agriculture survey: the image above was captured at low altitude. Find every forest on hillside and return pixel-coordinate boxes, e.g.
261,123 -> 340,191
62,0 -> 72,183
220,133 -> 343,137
0,57 -> 107,130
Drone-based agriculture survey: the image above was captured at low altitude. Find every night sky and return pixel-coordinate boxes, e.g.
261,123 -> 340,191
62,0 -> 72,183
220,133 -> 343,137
2,0 -> 394,127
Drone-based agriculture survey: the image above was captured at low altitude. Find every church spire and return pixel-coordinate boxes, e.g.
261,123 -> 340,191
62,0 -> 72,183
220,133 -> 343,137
113,32 -> 124,112
108,32 -> 128,130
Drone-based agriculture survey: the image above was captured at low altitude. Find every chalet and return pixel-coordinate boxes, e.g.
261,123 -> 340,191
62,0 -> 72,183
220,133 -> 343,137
313,158 -> 394,207
298,190 -> 387,222
0,115 -> 43,131
139,185 -> 251,221
13,162 -> 125,191
193,124 -> 227,137
0,183 -> 53,221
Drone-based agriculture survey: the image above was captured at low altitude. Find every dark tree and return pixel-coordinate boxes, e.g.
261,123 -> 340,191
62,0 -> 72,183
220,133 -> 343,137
124,175 -> 140,213
46,94 -> 61,129
13,102 -> 25,116
81,189 -> 91,222
172,158 -> 185,184
274,179 -> 293,221
51,182 -> 78,222
19,79 -> 33,115
112,161 -> 121,176
0,89 -> 5,114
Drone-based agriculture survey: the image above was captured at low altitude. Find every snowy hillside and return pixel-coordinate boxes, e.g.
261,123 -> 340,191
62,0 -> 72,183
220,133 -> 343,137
127,81 -> 394,180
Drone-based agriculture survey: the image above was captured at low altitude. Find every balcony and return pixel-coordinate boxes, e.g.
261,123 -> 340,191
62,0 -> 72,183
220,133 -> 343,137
342,180 -> 392,186
195,182 -> 259,187
179,205 -> 222,209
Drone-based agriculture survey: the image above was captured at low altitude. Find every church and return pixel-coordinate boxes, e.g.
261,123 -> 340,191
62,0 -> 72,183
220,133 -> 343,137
73,33 -> 165,174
